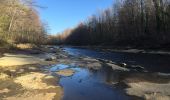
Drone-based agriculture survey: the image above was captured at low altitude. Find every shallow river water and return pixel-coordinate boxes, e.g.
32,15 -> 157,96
49,64 -> 131,100
47,47 -> 170,100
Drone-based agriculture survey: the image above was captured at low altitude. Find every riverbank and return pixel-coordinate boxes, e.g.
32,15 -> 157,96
0,46 -> 63,100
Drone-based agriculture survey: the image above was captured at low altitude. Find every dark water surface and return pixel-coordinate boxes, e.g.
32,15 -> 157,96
64,47 -> 170,73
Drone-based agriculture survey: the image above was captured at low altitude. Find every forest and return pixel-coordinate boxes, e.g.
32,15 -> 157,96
53,0 -> 170,49
0,0 -> 47,47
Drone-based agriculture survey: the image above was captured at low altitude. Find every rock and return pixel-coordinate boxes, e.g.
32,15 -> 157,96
1,72 -> 63,100
30,50 -> 42,54
56,69 -> 75,77
28,67 -> 37,70
126,82 -> 170,100
122,63 -> 127,66
14,72 -> 57,90
51,56 -> 57,60
0,88 -> 10,94
0,73 -> 9,80
16,43 -> 36,49
107,63 -> 129,71
45,58 -> 52,61
18,69 -> 25,73
87,62 -> 102,70
80,57 -> 102,70
83,57 -> 99,62
119,63 -> 127,67
10,70 -> 16,72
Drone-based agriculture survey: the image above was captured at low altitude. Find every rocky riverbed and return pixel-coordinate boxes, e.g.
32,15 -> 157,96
0,46 -> 170,100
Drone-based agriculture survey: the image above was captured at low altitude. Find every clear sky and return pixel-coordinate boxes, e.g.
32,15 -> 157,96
37,0 -> 114,34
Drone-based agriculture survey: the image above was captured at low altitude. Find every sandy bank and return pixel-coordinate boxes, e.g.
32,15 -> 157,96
0,53 -> 41,67
126,81 -> 170,100
1,72 -> 63,100
0,47 -> 64,100
123,73 -> 170,100
0,53 -> 56,67
0,63 -> 63,100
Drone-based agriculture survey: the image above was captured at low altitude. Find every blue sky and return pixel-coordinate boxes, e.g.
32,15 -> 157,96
37,0 -> 113,34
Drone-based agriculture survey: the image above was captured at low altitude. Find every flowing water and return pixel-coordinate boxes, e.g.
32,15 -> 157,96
64,47 -> 170,73
47,47 -> 170,100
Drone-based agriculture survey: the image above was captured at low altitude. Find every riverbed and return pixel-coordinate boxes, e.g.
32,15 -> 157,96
0,46 -> 170,100
53,47 -> 170,100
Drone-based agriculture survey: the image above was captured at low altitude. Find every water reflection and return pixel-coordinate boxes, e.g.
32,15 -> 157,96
49,64 -> 130,100
49,64 -> 74,72
64,47 -> 170,73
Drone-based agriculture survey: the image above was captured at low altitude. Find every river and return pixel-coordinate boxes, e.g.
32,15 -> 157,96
64,47 -> 170,73
47,47 -> 170,100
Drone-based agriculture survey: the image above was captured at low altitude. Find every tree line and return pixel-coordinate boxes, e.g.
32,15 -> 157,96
55,0 -> 170,49
0,0 -> 47,45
